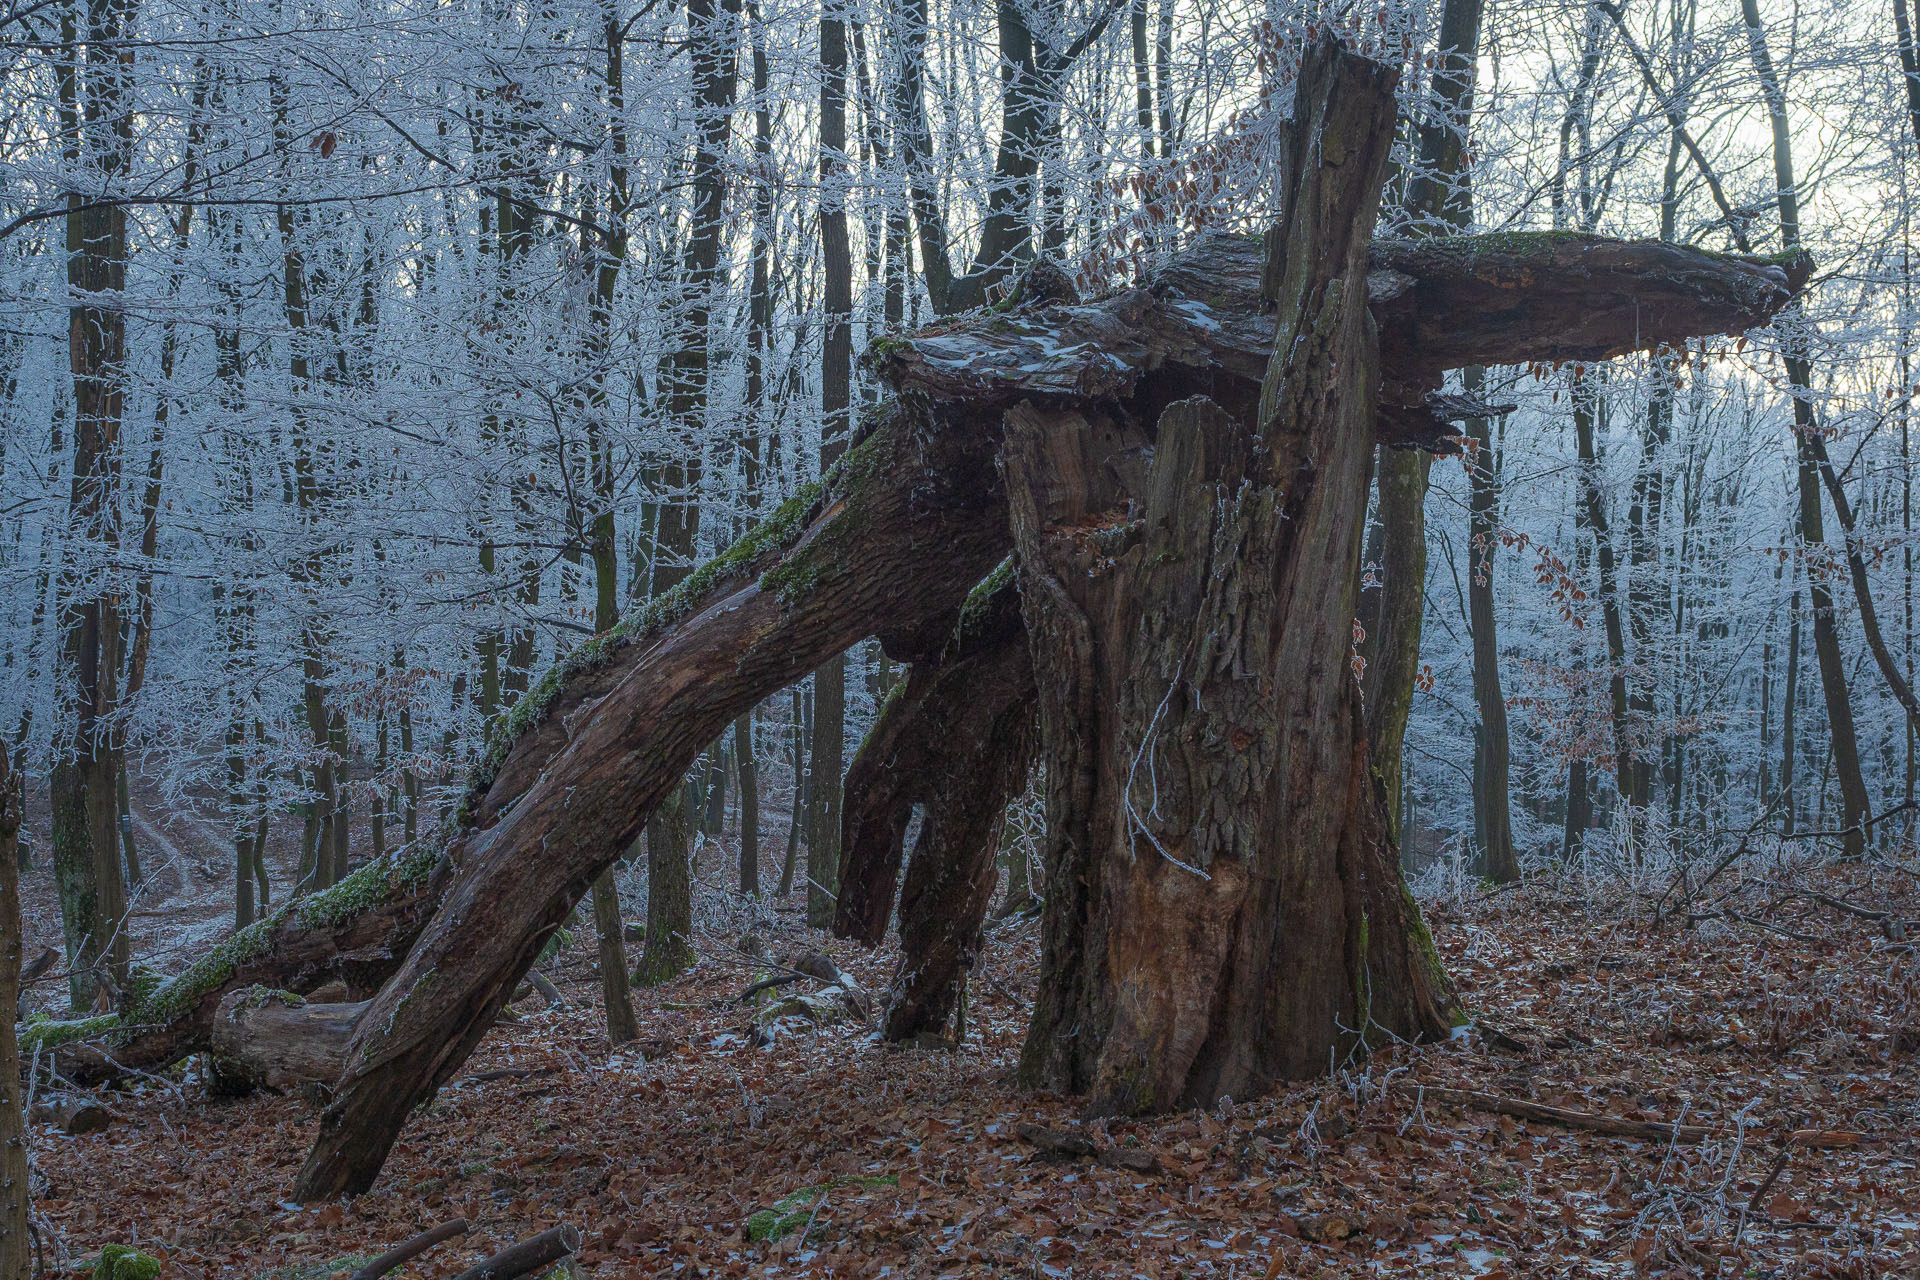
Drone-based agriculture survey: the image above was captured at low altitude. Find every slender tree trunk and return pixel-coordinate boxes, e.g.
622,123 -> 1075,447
590,870 -> 637,1044
809,0 -> 853,930
1359,0 -> 1482,839
52,0 -> 137,1009
1464,372 -> 1518,882
0,743 -> 25,1280
1783,584 -> 1801,833
736,714 -> 759,894
1741,0 -> 1869,853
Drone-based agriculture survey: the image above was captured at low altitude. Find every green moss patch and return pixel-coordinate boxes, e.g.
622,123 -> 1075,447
746,1174 -> 899,1243
455,479 -> 827,826
91,1245 -> 162,1280
21,1013 -> 119,1052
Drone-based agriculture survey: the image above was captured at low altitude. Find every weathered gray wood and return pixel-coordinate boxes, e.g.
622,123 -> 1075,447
208,988 -> 366,1093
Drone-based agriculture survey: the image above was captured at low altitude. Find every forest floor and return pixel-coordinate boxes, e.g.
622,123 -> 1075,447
18,808 -> 1920,1279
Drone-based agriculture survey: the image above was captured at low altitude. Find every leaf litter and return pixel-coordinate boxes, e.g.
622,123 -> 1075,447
28,864 -> 1919,1278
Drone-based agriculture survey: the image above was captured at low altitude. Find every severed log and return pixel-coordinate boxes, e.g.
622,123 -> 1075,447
832,565 -> 1038,1041
447,1224 -> 581,1280
348,1219 -> 470,1280
206,987 -> 367,1094
870,227 -> 1798,434
29,1092 -> 112,1135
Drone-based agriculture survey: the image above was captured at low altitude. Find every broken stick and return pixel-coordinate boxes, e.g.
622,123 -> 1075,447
348,1218 -> 469,1280
448,1224 -> 581,1280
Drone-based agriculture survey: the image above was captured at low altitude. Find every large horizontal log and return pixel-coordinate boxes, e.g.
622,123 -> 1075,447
23,848 -> 443,1085
870,230 -> 1799,413
208,988 -> 367,1094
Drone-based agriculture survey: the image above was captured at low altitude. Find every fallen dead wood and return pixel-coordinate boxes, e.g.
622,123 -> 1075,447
447,1224 -> 581,1280
28,1093 -> 111,1136
207,988 -> 366,1094
1399,1087 -> 1869,1150
1401,1087 -> 1715,1143
1015,1123 -> 1165,1174
348,1218 -> 469,1280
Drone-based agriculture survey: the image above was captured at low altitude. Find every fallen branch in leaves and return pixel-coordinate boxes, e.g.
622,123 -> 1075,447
29,1093 -> 111,1135
1400,1087 -> 1867,1151
1015,1123 -> 1164,1174
447,1224 -> 581,1280
348,1218 -> 469,1280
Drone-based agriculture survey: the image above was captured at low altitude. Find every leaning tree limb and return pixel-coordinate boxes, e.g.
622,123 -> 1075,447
292,404 -> 1014,1199
831,564 -> 1038,1041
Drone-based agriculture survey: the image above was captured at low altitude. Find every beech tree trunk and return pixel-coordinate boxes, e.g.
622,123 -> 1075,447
1360,0 -> 1483,843
1013,42 -> 1459,1111
0,744 -> 28,1280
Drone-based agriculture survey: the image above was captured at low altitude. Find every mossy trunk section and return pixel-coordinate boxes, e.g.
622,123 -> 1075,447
51,759 -> 124,1011
35,845 -> 443,1087
635,794 -> 694,987
294,402 -> 1012,1200
588,869 -> 637,1044
832,568 -> 1036,1041
1358,447 -> 1429,846
1014,41 -> 1454,1114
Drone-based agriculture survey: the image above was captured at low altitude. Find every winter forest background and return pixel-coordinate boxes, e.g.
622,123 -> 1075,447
5,0 -> 1920,949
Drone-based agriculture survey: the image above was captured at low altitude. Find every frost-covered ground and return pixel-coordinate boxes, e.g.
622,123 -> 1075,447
22,826 -> 1920,1279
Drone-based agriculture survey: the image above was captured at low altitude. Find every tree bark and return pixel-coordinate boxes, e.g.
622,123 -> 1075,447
208,989 -> 365,1094
833,569 -> 1036,1040
1014,41 -> 1454,1113
809,0 -> 853,930
635,796 -> 694,986
52,0 -> 137,1009
1463,370 -> 1518,882
0,744 -> 28,1280
589,870 -> 637,1044
1360,0 -> 1484,826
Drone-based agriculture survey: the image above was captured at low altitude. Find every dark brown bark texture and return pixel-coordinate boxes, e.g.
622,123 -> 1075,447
1012,42 -> 1438,1112
832,569 -> 1037,1041
38,61 -> 1794,1194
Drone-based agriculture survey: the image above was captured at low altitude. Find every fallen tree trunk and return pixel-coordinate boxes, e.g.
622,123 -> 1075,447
207,987 -> 367,1094
24,846 -> 443,1086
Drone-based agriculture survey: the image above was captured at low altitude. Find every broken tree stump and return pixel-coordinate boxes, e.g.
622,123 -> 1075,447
1011,41 -> 1448,1111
